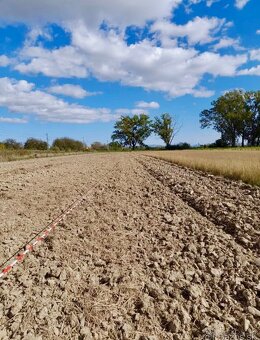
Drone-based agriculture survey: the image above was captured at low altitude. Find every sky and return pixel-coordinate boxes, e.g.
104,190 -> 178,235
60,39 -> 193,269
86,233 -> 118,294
0,0 -> 259,146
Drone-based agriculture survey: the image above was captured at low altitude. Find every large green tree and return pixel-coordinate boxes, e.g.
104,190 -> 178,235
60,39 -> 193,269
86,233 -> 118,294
153,113 -> 177,149
112,114 -> 152,150
200,90 -> 249,147
244,91 -> 260,146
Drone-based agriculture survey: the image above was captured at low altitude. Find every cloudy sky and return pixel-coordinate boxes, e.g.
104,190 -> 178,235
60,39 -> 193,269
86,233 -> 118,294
0,0 -> 259,145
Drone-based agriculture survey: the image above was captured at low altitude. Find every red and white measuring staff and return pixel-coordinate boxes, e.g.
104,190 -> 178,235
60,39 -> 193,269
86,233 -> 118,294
0,195 -> 86,279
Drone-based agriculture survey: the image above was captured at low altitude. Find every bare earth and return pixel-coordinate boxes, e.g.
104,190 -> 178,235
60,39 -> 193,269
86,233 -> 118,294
0,153 -> 259,340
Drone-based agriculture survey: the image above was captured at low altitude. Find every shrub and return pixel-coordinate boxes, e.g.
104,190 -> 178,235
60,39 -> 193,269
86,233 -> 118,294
3,139 -> 22,150
52,138 -> 85,151
24,138 -> 48,150
167,142 -> 191,150
91,141 -> 108,151
108,141 -> 122,151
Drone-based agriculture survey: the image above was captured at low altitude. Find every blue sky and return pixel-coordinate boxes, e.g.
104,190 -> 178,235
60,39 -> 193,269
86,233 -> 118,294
0,0 -> 259,146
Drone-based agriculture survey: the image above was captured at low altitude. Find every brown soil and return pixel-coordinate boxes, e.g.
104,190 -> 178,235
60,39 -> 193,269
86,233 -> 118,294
0,153 -> 259,339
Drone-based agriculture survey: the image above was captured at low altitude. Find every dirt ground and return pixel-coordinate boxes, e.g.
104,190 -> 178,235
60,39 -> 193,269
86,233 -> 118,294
0,153 -> 259,339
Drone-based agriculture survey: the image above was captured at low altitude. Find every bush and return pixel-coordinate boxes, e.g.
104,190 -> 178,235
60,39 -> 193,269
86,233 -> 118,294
52,138 -> 85,152
91,141 -> 108,151
0,143 -> 5,150
24,138 -> 48,150
108,141 -> 122,151
208,139 -> 229,148
167,142 -> 191,150
3,139 -> 22,150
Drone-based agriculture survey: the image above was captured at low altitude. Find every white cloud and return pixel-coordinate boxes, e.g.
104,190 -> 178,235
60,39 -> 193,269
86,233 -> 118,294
0,117 -> 27,123
0,0 -> 181,28
0,55 -> 10,67
152,16 -> 227,46
235,0 -> 250,9
250,49 -> 260,61
47,84 -> 99,98
213,37 -> 241,50
0,1 -> 250,98
15,46 -> 88,78
136,101 -> 160,109
14,23 -> 247,98
0,77 -> 119,123
257,30 -> 260,35
238,66 -> 260,76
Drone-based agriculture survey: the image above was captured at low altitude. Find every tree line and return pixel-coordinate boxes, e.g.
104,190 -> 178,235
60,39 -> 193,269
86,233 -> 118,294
0,138 -> 87,152
200,90 -> 260,147
1,90 -> 259,151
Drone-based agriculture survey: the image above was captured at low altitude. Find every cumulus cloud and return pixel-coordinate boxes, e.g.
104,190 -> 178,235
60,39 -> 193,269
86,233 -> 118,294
0,0 -> 181,28
152,16 -> 227,46
238,66 -> 260,76
136,101 -> 160,109
0,1 -> 251,99
0,55 -> 11,67
250,49 -> 260,61
47,84 -> 100,98
0,117 -> 27,123
257,30 -> 260,35
235,0 -> 250,9
213,37 -> 241,50
14,23 -> 247,98
15,46 -> 88,78
0,77 -> 119,123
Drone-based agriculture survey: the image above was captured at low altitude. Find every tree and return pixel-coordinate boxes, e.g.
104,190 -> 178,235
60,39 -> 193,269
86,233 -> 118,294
108,141 -> 122,151
153,113 -> 178,149
244,91 -> 260,146
24,138 -> 48,150
200,90 -> 247,147
52,138 -> 85,151
200,90 -> 260,147
112,114 -> 152,150
91,141 -> 108,151
3,139 -> 22,149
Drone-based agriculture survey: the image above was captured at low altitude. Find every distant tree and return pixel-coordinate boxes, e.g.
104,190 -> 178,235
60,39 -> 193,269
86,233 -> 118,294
200,90 -> 248,147
91,141 -> 108,151
52,138 -> 85,151
108,141 -> 122,151
4,139 -> 22,150
168,142 -> 191,150
200,90 -> 260,147
244,91 -> 260,146
112,114 -> 152,150
24,138 -> 48,150
153,113 -> 179,149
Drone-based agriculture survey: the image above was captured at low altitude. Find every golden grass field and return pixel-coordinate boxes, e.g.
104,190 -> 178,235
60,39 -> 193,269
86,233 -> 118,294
146,149 -> 260,187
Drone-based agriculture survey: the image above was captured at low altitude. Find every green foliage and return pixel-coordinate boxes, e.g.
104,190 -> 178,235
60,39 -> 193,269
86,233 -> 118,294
200,90 -> 260,147
153,113 -> 175,148
112,114 -> 152,150
167,142 -> 191,150
52,138 -> 85,151
108,141 -> 122,151
3,138 -> 22,150
91,141 -> 108,151
24,138 -> 48,150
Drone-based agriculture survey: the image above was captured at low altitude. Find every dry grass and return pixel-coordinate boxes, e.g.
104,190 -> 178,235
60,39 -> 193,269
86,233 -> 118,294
145,149 -> 260,186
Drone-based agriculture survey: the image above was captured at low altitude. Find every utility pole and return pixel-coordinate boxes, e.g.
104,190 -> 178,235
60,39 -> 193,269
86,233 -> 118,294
46,133 -> 49,149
